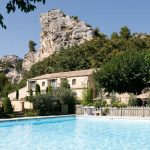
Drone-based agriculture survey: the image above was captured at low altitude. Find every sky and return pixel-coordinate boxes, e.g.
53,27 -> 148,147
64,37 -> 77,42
0,0 -> 150,58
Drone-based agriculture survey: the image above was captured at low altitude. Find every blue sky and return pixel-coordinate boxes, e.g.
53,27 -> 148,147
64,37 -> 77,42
0,0 -> 150,58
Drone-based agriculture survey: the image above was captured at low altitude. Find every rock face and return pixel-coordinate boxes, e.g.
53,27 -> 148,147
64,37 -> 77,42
0,55 -> 22,84
22,52 -> 37,71
5,69 -> 22,84
22,9 -> 94,71
0,55 -> 20,65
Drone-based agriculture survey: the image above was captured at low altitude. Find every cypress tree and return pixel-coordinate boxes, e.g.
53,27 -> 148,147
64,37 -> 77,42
29,88 -> 33,96
3,97 -> 13,114
35,84 -> 41,95
16,89 -> 19,100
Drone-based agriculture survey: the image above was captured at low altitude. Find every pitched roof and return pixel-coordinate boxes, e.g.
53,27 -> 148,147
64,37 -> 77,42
136,92 -> 150,99
116,93 -> 131,98
28,69 -> 94,80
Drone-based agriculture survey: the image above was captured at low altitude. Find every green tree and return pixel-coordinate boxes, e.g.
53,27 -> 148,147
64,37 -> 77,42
15,59 -> 23,71
60,79 -> 70,89
35,84 -> 41,95
46,85 -> 53,94
93,28 -> 101,37
2,97 -> 13,114
58,79 -> 76,113
82,88 -> 93,105
57,88 -> 76,114
0,73 -> 9,97
29,40 -> 37,52
7,27 -> 150,95
16,89 -> 19,100
0,0 -> 46,29
120,26 -> 131,39
94,51 -> 150,94
94,100 -> 107,108
29,88 -> 33,96
111,32 -> 119,40
145,94 -> 150,106
128,98 -> 143,106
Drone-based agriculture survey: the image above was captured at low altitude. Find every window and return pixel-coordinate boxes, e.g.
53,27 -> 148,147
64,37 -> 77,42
72,79 -> 76,85
42,82 -> 45,87
50,79 -> 57,88
29,81 -> 36,91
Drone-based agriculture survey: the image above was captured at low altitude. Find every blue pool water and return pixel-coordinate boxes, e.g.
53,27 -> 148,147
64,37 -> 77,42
0,116 -> 150,150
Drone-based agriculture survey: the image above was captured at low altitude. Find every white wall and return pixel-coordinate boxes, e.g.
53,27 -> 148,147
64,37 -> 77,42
11,101 -> 33,112
27,76 -> 89,99
8,86 -> 27,101
68,76 -> 88,99
68,76 -> 88,89
36,79 -> 48,92
73,89 -> 84,99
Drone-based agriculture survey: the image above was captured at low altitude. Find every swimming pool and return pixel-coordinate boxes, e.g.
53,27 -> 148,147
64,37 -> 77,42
0,116 -> 150,150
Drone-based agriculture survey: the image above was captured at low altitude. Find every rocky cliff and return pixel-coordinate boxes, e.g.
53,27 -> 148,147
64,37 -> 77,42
22,9 -> 94,71
0,55 -> 22,84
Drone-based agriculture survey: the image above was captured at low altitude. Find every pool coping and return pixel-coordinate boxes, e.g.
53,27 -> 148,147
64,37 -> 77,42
76,115 -> 150,120
1,115 -> 150,123
0,114 -> 75,123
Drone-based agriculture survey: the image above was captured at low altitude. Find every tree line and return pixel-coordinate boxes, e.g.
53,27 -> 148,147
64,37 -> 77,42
1,26 -> 150,96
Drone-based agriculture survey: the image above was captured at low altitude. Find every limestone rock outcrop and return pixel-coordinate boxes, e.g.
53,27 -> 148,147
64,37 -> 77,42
0,55 -> 20,65
5,68 -> 22,84
22,51 -> 37,71
0,55 -> 22,84
22,9 -> 94,71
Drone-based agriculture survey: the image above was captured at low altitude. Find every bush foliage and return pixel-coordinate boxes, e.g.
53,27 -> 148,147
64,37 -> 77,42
82,88 -> 93,105
2,97 -> 13,114
33,94 -> 60,115
94,50 -> 150,94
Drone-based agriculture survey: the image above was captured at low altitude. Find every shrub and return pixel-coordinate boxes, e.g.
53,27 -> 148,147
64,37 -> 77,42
0,106 -> 4,117
25,110 -> 38,117
128,98 -> 143,106
33,94 -> 60,115
94,100 -> 107,108
57,88 -> 76,114
146,95 -> 150,106
2,97 -> 13,114
111,101 -> 127,108
29,89 -> 33,96
60,79 -> 70,89
102,107 -> 109,116
46,85 -> 53,94
25,95 -> 35,102
82,88 -> 93,105
71,16 -> 78,20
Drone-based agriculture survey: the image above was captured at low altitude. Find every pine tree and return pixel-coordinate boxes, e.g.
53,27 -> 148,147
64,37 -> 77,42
29,40 -> 37,52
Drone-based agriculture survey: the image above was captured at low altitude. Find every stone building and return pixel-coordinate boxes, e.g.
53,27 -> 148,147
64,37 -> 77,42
27,69 -> 96,99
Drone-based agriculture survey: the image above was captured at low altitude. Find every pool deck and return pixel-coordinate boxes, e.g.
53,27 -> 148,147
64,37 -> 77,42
77,115 -> 150,120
